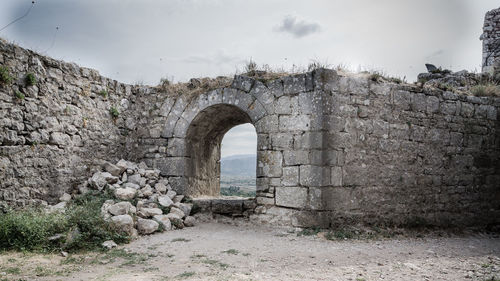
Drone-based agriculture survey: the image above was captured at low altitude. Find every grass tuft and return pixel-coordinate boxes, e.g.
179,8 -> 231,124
109,107 -> 119,118
0,66 -> 13,84
25,73 -> 36,86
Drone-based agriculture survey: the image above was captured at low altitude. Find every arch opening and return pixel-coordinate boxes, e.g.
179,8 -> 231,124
185,104 -> 255,197
220,124 -> 257,198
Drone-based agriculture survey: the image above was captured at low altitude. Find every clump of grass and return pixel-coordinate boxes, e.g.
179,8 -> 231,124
0,208 -> 68,252
471,83 -> 500,97
222,249 -> 239,255
109,106 -> 119,118
176,271 -> 195,278
25,73 -> 36,86
297,227 -> 321,236
0,190 -> 128,253
98,90 -> 108,98
307,60 -> 331,72
15,90 -> 24,100
325,229 -> 355,240
171,238 -> 190,242
0,66 -> 13,84
369,72 -> 382,82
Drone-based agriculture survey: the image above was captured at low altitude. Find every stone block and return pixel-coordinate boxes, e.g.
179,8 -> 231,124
257,150 -> 283,177
211,199 -> 243,214
247,100 -> 267,122
283,150 -> 310,166
283,74 -> 306,95
331,166 -> 342,186
294,131 -> 323,149
156,157 -> 188,176
271,133 -> 293,149
275,95 -> 299,115
232,75 -> 254,92
279,115 -> 310,132
299,165 -> 330,186
275,186 -> 307,208
266,79 -> 284,98
281,166 -> 299,186
426,96 -> 440,114
410,93 -> 427,112
255,115 -> 278,134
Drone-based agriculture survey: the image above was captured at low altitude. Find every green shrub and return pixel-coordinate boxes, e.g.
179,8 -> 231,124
0,66 -> 13,84
471,83 -> 500,97
15,90 -> 24,100
25,73 -> 36,86
109,107 -> 119,118
64,192 -> 129,251
98,90 -> 108,98
0,190 -> 128,253
0,208 -> 68,252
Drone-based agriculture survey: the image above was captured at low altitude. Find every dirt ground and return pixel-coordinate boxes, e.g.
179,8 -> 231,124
0,219 -> 499,281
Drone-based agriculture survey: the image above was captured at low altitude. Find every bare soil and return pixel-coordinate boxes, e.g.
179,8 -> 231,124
0,220 -> 499,281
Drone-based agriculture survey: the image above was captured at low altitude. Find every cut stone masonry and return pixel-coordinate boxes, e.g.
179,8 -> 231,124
1,7 -> 500,228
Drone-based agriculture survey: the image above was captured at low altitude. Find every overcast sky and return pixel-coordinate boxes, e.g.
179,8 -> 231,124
0,0 -> 497,157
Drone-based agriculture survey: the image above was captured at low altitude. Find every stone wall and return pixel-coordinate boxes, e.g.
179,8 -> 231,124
1,38 -> 499,228
481,7 -> 500,74
0,39 -> 144,206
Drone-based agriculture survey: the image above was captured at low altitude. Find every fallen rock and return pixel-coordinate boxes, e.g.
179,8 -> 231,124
137,218 -> 159,234
166,190 -> 176,199
114,187 -> 137,200
137,207 -> 163,218
102,240 -> 117,250
108,201 -> 136,216
153,215 -> 172,231
104,162 -> 125,177
128,174 -> 146,187
169,207 -> 185,219
155,182 -> 168,194
140,185 -> 154,197
122,182 -> 140,190
158,195 -> 174,208
184,216 -> 196,227
59,193 -> 72,202
175,203 -> 192,217
173,195 -> 184,203
111,214 -> 134,234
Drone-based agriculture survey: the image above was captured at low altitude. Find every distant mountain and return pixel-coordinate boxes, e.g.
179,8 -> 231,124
221,154 -> 256,176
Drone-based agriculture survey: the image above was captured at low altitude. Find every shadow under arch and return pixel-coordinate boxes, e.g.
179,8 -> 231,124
185,104 -> 254,197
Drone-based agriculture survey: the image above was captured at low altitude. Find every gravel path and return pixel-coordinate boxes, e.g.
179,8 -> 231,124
1,221 -> 499,281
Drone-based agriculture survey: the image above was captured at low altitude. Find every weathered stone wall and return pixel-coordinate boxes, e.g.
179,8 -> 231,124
481,7 -> 500,73
1,39 -> 499,228
0,39 -> 144,205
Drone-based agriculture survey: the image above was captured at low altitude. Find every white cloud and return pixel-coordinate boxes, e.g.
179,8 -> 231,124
275,15 -> 321,38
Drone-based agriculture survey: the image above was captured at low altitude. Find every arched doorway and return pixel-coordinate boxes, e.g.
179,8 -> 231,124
220,124 -> 257,197
185,104 -> 255,197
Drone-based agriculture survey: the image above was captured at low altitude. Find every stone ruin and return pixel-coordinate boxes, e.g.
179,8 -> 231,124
0,7 -> 499,229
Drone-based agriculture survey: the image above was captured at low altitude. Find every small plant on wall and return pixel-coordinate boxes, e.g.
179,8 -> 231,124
15,90 -> 24,100
109,106 -> 119,118
0,66 -> 13,84
25,73 -> 36,86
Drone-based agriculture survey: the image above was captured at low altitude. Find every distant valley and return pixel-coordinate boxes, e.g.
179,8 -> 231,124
220,154 -> 256,197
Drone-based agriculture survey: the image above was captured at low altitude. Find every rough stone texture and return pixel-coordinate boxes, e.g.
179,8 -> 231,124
110,214 -> 134,235
1,38 -> 499,229
481,7 -> 500,73
137,218 -> 159,234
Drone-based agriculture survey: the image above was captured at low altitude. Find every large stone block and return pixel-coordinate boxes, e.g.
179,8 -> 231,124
232,75 -> 254,92
281,166 -> 299,186
299,165 -> 330,186
257,150 -> 283,177
283,74 -> 306,95
275,186 -> 307,208
156,157 -> 188,176
279,115 -> 310,132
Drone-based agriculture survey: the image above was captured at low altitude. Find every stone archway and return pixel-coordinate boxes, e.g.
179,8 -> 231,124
185,104 -> 254,197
